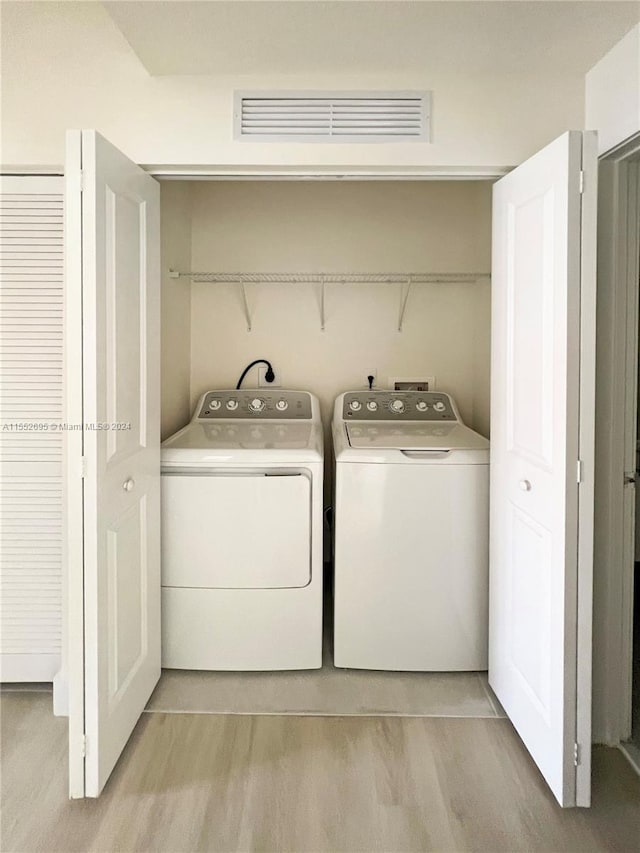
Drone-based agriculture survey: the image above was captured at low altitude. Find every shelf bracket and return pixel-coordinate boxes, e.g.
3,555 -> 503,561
398,276 -> 413,332
319,276 -> 326,331
239,275 -> 252,331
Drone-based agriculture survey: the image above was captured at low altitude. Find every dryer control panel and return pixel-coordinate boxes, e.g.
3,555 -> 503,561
197,390 -> 313,420
342,391 -> 457,421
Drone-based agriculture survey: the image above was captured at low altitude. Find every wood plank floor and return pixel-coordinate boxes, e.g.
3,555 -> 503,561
2,692 -> 639,853
146,667 -> 502,718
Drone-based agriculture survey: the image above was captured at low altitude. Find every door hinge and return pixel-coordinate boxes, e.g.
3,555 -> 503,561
573,742 -> 581,766
624,471 -> 637,486
80,734 -> 86,758
579,170 -> 585,194
71,169 -> 86,195
576,460 -> 583,484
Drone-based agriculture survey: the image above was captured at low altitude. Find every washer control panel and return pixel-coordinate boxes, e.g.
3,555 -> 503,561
342,391 -> 457,421
198,390 -> 313,420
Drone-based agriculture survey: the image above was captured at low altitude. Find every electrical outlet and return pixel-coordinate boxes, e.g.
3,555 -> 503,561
364,368 -> 377,388
390,376 -> 436,392
258,366 -> 281,388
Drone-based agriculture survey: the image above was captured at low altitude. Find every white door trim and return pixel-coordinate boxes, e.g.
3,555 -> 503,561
576,131 -> 598,803
64,131 -> 86,798
144,166 -> 509,180
2,166 -> 508,181
621,159 -> 640,741
593,134 -> 640,746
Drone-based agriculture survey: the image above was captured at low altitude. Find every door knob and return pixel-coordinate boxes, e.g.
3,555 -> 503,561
123,478 -> 135,492
519,479 -> 532,492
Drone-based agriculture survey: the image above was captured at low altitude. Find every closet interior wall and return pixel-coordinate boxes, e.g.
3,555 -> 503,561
160,180 -> 493,446
160,182 -> 192,440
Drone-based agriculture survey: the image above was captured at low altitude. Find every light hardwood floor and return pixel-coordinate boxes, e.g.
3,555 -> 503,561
1,692 -> 639,853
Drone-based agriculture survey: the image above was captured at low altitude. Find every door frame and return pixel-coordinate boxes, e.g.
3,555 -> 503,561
64,132 -> 86,796
592,133 -> 640,748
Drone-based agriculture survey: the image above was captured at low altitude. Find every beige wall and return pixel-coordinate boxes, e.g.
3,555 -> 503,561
1,2 -> 584,171
185,180 -> 492,438
586,24 -> 640,155
160,182 -> 192,439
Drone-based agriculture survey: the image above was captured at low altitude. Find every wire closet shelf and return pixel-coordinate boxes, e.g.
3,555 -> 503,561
168,269 -> 491,332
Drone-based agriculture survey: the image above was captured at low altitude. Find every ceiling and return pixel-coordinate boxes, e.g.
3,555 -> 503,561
102,0 -> 640,77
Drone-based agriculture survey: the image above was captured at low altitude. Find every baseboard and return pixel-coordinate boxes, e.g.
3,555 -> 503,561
0,653 -> 59,682
619,741 -> 640,778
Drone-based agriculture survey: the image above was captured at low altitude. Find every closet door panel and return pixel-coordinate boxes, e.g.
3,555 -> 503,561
0,176 -> 64,682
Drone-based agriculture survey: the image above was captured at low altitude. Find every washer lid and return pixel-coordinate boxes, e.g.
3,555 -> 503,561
163,420 -> 317,451
345,422 -> 489,451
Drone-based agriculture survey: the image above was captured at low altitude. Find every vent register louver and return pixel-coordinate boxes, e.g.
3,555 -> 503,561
234,92 -> 430,142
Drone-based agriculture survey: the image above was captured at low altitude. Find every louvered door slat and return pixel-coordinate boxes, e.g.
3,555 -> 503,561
0,175 -> 64,682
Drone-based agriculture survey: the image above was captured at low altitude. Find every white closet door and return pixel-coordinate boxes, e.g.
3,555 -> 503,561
66,131 -> 161,799
490,131 -> 597,808
0,175 -> 64,682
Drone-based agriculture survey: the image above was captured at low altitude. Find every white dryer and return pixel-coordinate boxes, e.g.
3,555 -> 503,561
161,389 -> 323,671
332,390 -> 489,671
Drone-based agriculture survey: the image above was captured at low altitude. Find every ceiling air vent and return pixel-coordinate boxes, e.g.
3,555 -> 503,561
234,91 -> 430,143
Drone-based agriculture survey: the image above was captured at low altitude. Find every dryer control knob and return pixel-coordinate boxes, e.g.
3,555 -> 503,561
249,398 -> 265,413
390,399 -> 405,414
416,400 -> 428,412
433,401 -> 446,412
349,400 -> 362,412
366,401 -> 378,412
209,399 -> 221,411
276,399 -> 288,411
226,399 -> 239,411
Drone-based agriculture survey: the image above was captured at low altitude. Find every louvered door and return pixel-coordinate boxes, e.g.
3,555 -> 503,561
0,176 -> 64,681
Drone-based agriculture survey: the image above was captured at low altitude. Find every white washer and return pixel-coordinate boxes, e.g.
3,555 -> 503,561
332,390 -> 489,671
161,389 -> 323,671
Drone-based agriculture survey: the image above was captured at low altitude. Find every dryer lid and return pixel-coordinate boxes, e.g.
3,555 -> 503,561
345,422 -> 489,451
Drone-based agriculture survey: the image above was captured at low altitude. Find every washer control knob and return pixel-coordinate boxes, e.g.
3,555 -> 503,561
349,400 -> 362,412
366,401 -> 378,412
390,399 -> 405,414
433,401 -> 446,412
249,398 -> 265,413
226,399 -> 239,411
208,399 -> 221,411
276,399 -> 288,412
416,400 -> 429,412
